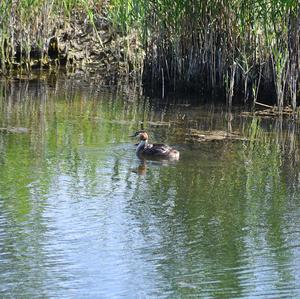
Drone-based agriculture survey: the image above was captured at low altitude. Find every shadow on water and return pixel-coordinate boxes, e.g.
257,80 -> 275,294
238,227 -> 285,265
0,75 -> 300,298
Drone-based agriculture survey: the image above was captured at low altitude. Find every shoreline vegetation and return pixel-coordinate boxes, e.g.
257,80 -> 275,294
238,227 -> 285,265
0,0 -> 299,110
0,0 -> 144,85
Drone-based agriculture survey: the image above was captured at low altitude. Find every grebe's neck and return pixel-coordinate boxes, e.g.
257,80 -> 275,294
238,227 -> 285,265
136,140 -> 148,154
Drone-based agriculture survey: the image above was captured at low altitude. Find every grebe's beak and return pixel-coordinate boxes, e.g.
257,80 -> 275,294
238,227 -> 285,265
130,132 -> 139,138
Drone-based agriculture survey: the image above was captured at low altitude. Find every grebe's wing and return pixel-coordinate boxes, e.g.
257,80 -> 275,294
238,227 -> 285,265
143,143 -> 171,155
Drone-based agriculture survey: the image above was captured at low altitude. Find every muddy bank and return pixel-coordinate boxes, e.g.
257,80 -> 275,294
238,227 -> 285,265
0,9 -> 143,85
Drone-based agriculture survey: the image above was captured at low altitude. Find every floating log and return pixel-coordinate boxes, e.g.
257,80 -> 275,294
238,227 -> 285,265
0,127 -> 30,134
241,105 -> 296,118
185,129 -> 246,143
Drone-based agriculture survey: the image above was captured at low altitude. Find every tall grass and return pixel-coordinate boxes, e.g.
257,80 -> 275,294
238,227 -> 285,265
1,0 -> 299,108
110,0 -> 299,107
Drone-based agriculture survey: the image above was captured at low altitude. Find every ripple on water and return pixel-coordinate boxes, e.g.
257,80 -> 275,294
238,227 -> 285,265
1,84 -> 300,298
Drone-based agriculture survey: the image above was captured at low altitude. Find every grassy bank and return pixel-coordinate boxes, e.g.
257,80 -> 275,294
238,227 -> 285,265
1,0 -> 299,108
111,0 -> 299,107
0,0 -> 143,83
0,0 -> 79,68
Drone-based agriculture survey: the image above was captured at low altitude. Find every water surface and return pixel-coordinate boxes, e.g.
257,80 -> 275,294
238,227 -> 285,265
0,76 -> 300,298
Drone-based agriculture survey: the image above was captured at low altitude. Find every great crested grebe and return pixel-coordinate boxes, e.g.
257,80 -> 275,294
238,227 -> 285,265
131,131 -> 180,160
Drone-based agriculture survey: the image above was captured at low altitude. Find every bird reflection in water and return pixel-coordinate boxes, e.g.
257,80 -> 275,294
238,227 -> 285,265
132,159 -> 148,175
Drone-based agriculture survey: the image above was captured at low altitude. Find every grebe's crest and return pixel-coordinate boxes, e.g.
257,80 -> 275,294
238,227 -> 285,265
132,131 -> 148,141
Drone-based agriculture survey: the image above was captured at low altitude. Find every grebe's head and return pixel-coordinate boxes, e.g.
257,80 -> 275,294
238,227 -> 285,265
131,131 -> 148,141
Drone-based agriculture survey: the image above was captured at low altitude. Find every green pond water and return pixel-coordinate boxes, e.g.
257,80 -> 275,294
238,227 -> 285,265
0,77 -> 300,298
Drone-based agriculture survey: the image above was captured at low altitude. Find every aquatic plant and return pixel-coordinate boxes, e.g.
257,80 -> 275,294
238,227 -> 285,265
110,0 -> 299,107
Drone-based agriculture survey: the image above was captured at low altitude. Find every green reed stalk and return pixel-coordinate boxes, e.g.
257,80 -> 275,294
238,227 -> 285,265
271,49 -> 289,110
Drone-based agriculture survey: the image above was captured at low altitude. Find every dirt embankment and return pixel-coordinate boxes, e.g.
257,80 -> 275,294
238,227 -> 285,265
1,9 -> 143,84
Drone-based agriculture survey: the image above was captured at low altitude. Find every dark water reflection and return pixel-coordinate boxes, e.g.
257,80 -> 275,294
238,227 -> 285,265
0,76 -> 300,298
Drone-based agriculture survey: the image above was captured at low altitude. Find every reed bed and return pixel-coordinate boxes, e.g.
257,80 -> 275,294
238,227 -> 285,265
111,0 -> 299,106
1,0 -> 299,107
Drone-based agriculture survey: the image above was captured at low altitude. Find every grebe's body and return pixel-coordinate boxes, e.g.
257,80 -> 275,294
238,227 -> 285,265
132,131 -> 180,160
